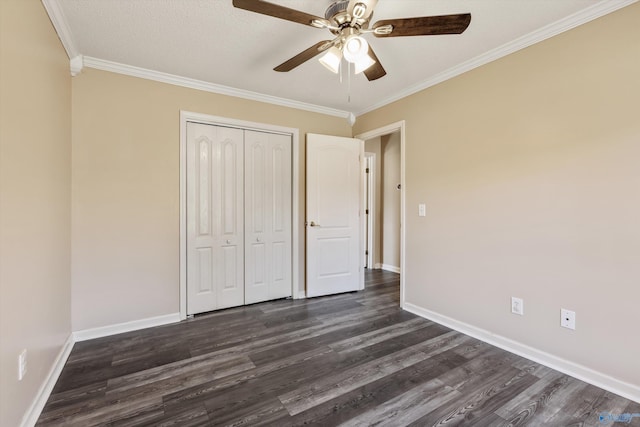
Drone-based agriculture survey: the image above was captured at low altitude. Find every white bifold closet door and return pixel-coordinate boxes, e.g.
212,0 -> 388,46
186,122 -> 292,315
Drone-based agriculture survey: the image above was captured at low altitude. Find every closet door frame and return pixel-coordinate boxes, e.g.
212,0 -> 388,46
179,111 -> 301,320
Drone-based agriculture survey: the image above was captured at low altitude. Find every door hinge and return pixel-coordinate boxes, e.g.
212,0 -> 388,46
365,209 -> 369,215
365,250 -> 368,255
366,168 -> 369,173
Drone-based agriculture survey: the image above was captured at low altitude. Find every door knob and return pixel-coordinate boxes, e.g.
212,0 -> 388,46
309,221 -> 319,227
256,237 -> 261,242
226,239 -> 231,244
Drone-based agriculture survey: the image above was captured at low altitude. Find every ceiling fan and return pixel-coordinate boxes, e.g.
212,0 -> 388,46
232,0 -> 471,81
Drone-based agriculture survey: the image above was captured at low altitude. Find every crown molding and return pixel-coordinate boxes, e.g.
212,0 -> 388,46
69,55 -> 83,76
41,0 -> 77,59
356,0 -> 639,116
82,57 -> 351,119
44,0 -> 636,120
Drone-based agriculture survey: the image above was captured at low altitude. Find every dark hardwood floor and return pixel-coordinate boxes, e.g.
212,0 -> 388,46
38,270 -> 638,426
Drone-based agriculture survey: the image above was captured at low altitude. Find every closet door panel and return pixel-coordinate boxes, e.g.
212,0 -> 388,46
217,133 -> 245,309
245,131 -> 271,304
269,135 -> 292,300
245,131 -> 292,304
187,123 -> 244,314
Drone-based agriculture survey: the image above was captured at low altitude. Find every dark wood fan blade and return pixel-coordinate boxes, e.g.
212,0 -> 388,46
373,13 -> 471,37
363,45 -> 386,81
233,0 -> 324,27
274,41 -> 332,72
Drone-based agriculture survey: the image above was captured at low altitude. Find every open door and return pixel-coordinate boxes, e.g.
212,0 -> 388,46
306,133 -> 363,297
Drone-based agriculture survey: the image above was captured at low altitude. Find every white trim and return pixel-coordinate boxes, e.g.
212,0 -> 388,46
381,264 -> 401,274
404,302 -> 640,404
20,334 -> 74,427
373,263 -> 383,269
364,153 -> 376,269
355,0 -> 639,116
73,313 -> 180,342
179,111 -> 301,317
41,0 -> 78,59
179,112 -> 188,319
83,57 -> 350,119
292,128 -> 302,300
69,55 -> 84,76
359,138 -> 365,291
355,121 -> 406,308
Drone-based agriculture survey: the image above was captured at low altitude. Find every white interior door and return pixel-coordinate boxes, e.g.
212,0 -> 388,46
244,130 -> 292,304
186,122 -> 244,315
306,133 -> 363,297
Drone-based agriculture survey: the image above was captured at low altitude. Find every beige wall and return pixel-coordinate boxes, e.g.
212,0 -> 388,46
355,3 -> 640,387
0,1 -> 72,425
71,69 -> 351,331
381,133 -> 401,269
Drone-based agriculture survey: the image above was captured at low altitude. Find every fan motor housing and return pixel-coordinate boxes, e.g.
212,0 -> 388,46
325,0 -> 370,32
324,0 -> 349,20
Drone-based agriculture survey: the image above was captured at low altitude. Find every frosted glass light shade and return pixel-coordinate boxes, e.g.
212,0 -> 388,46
319,47 -> 342,74
343,36 -> 369,63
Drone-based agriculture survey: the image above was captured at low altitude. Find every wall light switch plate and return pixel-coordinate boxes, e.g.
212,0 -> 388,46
418,203 -> 426,217
511,297 -> 524,315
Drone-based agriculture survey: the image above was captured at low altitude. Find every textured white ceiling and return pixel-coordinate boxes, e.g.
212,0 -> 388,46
55,0 -> 626,115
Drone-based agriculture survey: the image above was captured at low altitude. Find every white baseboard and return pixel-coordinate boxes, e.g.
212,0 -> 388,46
21,334 -> 74,427
293,290 -> 307,300
381,264 -> 401,274
73,313 -> 181,342
403,302 -> 640,404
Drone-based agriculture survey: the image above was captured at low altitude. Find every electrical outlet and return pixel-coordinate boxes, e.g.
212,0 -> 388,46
561,308 -> 576,330
18,349 -> 27,381
511,297 -> 524,315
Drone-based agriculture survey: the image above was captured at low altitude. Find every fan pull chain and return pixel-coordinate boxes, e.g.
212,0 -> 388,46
347,61 -> 351,103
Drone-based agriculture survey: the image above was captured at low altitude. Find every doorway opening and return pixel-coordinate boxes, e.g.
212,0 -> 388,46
356,121 -> 406,307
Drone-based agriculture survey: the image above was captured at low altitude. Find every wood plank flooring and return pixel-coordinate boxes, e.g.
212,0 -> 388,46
38,270 -> 639,426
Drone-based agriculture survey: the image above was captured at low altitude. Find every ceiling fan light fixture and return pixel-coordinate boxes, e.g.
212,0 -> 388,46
319,46 -> 342,73
342,35 -> 369,63
233,0 -> 472,82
